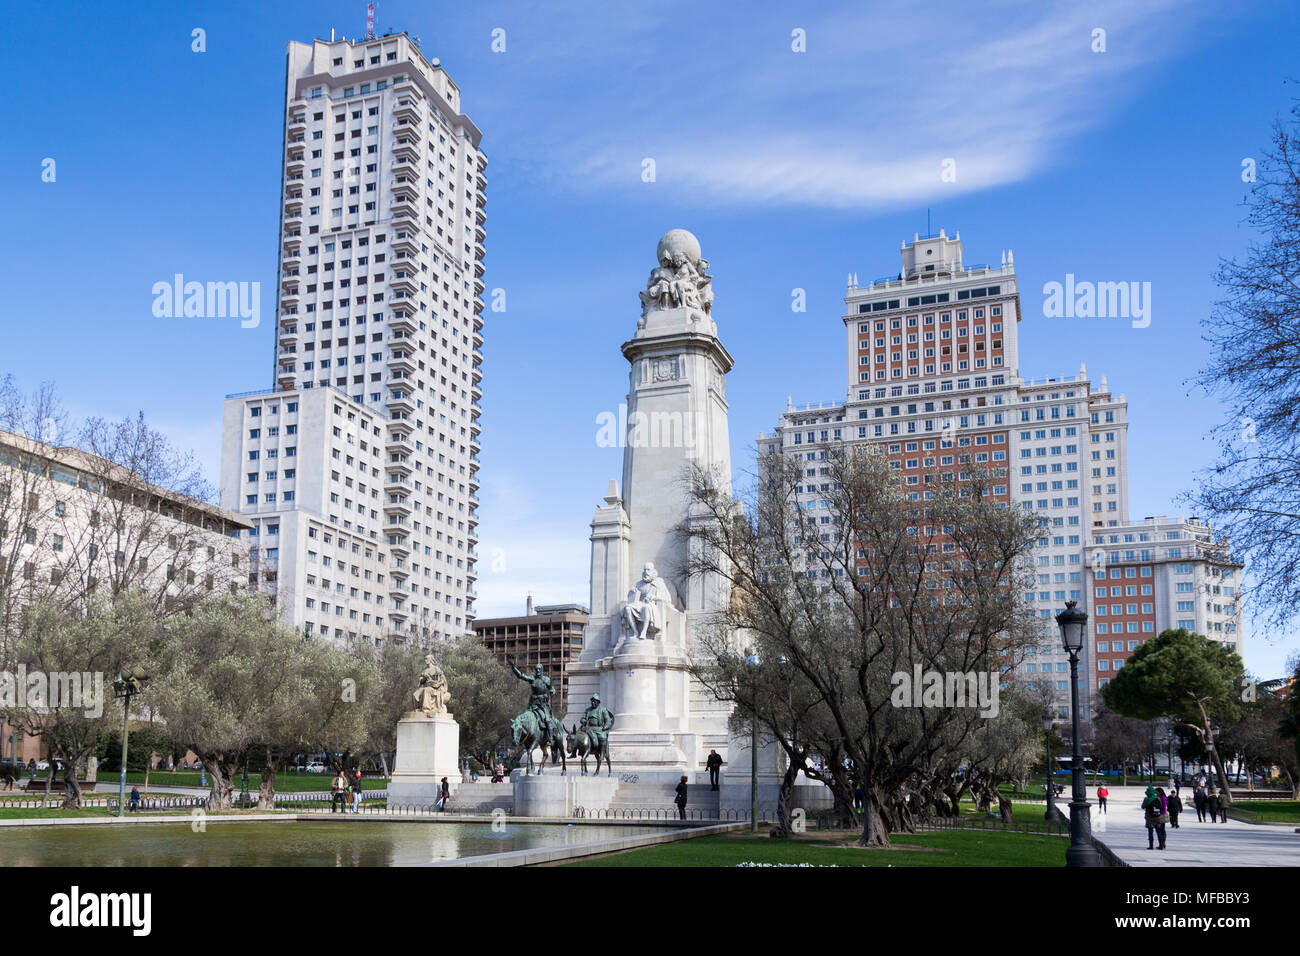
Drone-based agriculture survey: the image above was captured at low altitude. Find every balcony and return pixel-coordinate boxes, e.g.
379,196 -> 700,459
391,157 -> 417,179
384,498 -> 412,519
389,274 -> 418,296
388,536 -> 411,557
386,432 -> 414,456
392,141 -> 419,163
390,198 -> 418,220
286,157 -> 306,176
277,371 -> 297,390
389,312 -> 416,333
393,120 -> 422,143
386,392 -> 415,415
385,473 -> 413,494
387,351 -> 416,375
393,99 -> 419,122
387,455 -> 413,477
391,234 -> 418,256
391,181 -> 418,202
278,326 -> 298,346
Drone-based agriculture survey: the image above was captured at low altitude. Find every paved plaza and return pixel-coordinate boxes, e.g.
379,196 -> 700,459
1086,786 -> 1298,867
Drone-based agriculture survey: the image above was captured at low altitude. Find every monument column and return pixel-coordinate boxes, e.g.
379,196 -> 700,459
564,229 -> 736,774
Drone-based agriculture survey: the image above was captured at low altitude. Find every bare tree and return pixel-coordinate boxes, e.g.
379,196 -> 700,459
1187,97 -> 1300,631
682,447 -> 1039,846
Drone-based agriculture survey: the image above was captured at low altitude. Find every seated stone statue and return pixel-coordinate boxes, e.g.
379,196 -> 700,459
622,562 -> 672,640
413,654 -> 451,716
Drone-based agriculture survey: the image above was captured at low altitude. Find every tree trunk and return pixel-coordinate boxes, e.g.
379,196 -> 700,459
378,752 -> 391,781
61,762 -> 83,810
857,788 -> 891,848
769,761 -> 800,839
204,759 -> 234,810
998,792 -> 1013,824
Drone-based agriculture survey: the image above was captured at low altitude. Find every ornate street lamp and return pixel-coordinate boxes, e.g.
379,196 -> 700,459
1043,710 -> 1057,822
111,669 -> 149,818
1055,601 -> 1100,866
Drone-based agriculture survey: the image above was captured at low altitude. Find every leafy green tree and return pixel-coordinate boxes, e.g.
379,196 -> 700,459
435,633 -> 525,759
154,593 -> 326,809
1101,628 -> 1244,799
8,592 -> 160,807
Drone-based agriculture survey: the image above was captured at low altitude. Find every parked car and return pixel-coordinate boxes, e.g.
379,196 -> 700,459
35,760 -> 49,771
304,762 -> 327,774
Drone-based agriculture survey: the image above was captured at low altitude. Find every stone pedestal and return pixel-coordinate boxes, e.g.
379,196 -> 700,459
387,712 -> 460,805
512,772 -> 620,817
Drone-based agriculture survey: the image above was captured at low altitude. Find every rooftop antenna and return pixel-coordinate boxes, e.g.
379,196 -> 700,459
366,2 -> 375,39
927,207 -> 931,236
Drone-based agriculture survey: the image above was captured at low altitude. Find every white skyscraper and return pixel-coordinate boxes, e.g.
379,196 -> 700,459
220,32 -> 485,648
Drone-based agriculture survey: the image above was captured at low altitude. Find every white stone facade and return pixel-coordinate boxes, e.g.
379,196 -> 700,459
564,230 -> 734,774
220,32 -> 484,648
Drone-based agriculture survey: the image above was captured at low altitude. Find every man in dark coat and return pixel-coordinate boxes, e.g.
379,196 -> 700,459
706,750 -> 723,791
674,775 -> 688,820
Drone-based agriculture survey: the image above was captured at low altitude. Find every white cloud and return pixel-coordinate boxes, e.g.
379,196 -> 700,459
484,0 -> 1213,209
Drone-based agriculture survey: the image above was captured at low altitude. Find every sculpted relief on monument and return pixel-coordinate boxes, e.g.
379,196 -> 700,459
621,561 -> 676,641
638,229 -> 714,319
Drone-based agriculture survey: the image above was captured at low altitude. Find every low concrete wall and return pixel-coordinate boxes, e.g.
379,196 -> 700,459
423,820 -> 747,867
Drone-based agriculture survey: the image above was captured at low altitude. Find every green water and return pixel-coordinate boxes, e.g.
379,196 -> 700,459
1,821 -> 673,866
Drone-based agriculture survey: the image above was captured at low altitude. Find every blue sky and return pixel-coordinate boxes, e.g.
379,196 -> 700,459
3,0 -> 1297,676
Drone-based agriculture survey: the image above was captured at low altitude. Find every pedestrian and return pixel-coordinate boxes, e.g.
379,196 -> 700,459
1141,785 -> 1167,850
706,749 -> 723,791
674,775 -> 688,820
351,769 -> 363,814
129,786 -> 141,813
1193,786 -> 1207,822
1218,790 -> 1230,823
493,761 -> 505,784
26,758 -> 36,780
437,776 -> 450,812
1097,782 -> 1108,813
331,769 -> 347,813
1167,789 -> 1182,828
1206,787 -> 1220,824
2,766 -> 14,791
854,785 -> 865,813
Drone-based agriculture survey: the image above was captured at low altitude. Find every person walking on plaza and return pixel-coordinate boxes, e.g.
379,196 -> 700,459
1142,785 -> 1167,850
129,786 -> 141,812
1193,785 -> 1206,822
1206,787 -> 1221,824
1217,790 -> 1230,823
351,769 -> 363,814
331,769 -> 347,813
1167,789 -> 1183,828
706,749 -> 723,791
493,761 -> 505,783
437,777 -> 450,812
1097,782 -> 1108,813
2,766 -> 14,791
675,775 -> 689,820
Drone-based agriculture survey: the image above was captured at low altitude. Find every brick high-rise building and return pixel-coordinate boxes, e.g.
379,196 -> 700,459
220,32 -> 485,648
759,230 -> 1152,722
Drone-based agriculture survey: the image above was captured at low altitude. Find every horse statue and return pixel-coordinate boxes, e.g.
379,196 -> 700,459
509,710 -> 566,776
565,723 -> 613,777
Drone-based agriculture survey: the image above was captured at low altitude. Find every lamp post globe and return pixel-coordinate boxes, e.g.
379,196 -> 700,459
1055,601 -> 1100,867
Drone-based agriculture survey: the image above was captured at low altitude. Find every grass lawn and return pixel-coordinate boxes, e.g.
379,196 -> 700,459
563,828 -> 1066,867
1229,800 -> 1300,824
